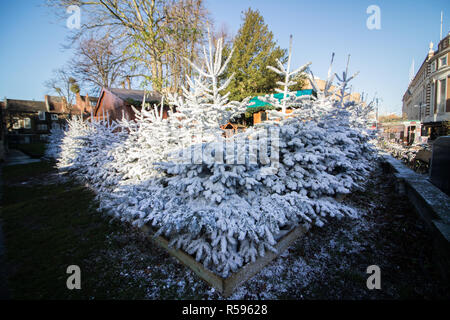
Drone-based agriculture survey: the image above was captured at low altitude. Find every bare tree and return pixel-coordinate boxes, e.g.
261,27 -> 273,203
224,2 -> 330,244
69,36 -> 129,93
44,68 -> 80,112
47,0 -> 209,93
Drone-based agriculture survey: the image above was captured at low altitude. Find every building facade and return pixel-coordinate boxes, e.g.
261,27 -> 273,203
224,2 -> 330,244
1,94 -> 98,145
1,98 -> 64,144
379,120 -> 423,145
94,87 -> 162,122
403,32 -> 450,137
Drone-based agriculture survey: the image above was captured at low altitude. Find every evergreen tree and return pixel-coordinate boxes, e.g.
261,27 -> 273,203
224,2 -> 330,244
224,8 -> 287,101
47,33 -> 377,279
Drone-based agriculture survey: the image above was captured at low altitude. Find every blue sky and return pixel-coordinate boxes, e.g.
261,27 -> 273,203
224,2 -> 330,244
1,0 -> 449,115
0,0 -> 73,101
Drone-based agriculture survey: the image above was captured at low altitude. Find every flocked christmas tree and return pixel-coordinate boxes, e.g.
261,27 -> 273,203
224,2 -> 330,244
47,33 -> 377,278
167,28 -> 250,145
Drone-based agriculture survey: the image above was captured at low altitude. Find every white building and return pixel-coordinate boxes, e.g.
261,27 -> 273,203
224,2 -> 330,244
403,32 -> 450,137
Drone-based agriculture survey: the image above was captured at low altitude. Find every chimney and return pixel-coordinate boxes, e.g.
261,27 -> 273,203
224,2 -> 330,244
62,96 -> 69,113
74,92 -> 82,114
85,93 -> 90,113
126,76 -> 131,90
44,95 -> 50,112
75,92 -> 82,106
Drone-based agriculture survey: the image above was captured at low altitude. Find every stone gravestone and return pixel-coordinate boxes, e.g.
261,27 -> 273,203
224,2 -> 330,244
429,136 -> 450,196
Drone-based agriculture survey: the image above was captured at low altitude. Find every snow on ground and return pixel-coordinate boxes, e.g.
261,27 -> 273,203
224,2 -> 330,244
81,161 -> 448,299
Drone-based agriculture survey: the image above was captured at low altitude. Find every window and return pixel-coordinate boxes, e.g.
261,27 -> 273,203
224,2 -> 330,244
37,124 -> 48,131
12,117 -> 21,129
440,56 -> 447,68
439,78 -> 446,112
261,111 -> 267,121
38,111 -> 46,120
431,82 -> 435,113
52,123 -> 60,130
51,114 -> 58,121
24,117 -> 31,129
431,61 -> 436,72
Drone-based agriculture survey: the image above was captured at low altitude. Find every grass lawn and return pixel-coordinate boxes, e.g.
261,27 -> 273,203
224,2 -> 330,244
0,161 -> 215,299
0,161 -> 184,299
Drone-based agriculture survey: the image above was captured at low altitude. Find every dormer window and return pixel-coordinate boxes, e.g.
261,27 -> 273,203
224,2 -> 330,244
443,39 -> 448,49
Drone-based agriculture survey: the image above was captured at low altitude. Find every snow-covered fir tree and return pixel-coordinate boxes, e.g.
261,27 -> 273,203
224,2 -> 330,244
44,123 -> 66,160
167,28 -> 250,146
46,34 -> 377,278
147,37 -> 376,276
257,35 -> 311,120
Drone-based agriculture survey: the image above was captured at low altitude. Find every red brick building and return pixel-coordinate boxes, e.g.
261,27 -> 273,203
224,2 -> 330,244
1,94 -> 98,144
74,93 -> 98,115
94,87 -> 163,122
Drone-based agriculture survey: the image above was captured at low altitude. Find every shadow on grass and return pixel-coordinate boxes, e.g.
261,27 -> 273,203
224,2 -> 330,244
9,143 -> 47,158
1,161 -> 212,300
1,162 -> 139,299
2,161 -> 54,185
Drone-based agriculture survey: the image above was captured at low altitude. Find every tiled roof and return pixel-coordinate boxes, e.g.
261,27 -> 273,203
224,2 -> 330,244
107,88 -> 161,103
80,95 -> 99,103
3,99 -> 47,112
